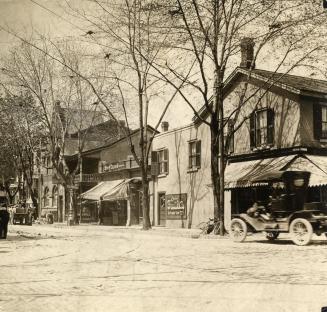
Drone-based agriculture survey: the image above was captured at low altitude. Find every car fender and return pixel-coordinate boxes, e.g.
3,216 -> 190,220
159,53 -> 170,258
233,213 -> 265,232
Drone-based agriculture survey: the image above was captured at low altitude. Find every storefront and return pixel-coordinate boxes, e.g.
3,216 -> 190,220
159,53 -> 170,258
224,154 -> 327,224
80,178 -> 142,226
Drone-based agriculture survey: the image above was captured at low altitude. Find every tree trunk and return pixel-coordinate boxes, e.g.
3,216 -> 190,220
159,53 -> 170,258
210,124 -> 220,225
141,165 -> 151,230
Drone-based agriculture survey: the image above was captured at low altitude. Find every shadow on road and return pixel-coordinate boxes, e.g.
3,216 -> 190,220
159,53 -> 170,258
247,239 -> 327,246
4,234 -> 49,242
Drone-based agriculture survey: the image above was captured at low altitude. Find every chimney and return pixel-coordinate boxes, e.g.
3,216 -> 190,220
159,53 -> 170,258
161,121 -> 169,132
240,38 -> 255,69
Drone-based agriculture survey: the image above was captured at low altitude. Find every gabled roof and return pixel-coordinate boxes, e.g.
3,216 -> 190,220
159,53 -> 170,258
193,67 -> 327,123
71,125 -> 159,158
224,67 -> 327,97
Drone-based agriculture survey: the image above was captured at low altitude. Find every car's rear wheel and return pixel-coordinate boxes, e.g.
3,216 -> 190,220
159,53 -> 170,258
266,232 -> 279,241
290,218 -> 313,246
230,218 -> 247,242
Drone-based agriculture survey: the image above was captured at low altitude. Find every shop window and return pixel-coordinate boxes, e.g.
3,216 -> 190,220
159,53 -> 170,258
250,108 -> 274,148
188,140 -> 201,169
158,149 -> 169,175
313,103 -> 327,139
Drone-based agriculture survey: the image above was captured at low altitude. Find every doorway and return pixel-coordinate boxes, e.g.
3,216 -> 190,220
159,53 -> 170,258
58,195 -> 64,222
158,192 -> 166,226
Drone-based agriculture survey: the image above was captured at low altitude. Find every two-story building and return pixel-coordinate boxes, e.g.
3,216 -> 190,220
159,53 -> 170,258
77,126 -> 157,226
150,47 -> 327,229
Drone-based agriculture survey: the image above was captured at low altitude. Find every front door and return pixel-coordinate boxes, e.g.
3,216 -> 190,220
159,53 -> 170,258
58,195 -> 63,222
158,192 -> 166,226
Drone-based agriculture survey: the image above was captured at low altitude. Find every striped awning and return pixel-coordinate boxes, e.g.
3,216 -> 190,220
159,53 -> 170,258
225,154 -> 327,189
224,156 -> 295,189
81,178 -> 142,201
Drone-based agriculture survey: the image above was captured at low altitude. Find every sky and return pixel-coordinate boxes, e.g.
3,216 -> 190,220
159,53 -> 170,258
0,0 -> 195,130
0,0 -> 325,131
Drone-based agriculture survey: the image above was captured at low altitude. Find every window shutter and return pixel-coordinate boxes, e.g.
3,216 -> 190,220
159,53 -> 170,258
313,103 -> 322,140
196,141 -> 201,168
188,143 -> 192,168
151,151 -> 159,176
267,109 -> 275,145
228,122 -> 234,154
164,149 -> 169,174
250,112 -> 256,149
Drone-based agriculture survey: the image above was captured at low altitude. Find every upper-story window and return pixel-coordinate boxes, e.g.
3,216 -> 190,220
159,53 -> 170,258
314,104 -> 327,140
250,108 -> 274,149
158,149 -> 169,175
223,120 -> 234,154
322,107 -> 327,138
189,140 -> 201,169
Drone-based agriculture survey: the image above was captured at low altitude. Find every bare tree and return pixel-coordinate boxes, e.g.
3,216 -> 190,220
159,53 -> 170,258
59,0 -> 189,230
0,91 -> 43,209
130,0 -> 327,233
2,40 -> 114,224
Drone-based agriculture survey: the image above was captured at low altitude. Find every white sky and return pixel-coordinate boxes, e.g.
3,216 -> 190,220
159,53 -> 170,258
0,0 -> 324,130
0,0 -> 195,130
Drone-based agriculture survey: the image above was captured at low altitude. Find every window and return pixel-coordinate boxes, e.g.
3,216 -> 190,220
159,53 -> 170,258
189,140 -> 201,169
158,149 -> 169,174
322,106 -> 327,138
313,103 -> 327,140
250,109 -> 274,148
224,120 -> 234,154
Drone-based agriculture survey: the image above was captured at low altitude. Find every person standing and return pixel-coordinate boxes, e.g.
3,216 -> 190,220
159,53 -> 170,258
0,205 -> 10,239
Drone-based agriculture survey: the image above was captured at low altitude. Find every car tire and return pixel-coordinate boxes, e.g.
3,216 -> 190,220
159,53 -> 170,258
230,218 -> 248,242
290,218 -> 313,246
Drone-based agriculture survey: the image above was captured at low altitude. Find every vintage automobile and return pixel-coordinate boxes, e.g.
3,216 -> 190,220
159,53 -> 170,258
12,204 -> 34,226
230,170 -> 327,246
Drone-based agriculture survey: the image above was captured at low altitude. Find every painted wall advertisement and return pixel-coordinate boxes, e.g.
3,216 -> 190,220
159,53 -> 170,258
166,193 -> 187,220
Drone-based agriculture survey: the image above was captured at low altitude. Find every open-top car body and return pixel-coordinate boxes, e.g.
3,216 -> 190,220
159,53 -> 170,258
230,170 -> 327,245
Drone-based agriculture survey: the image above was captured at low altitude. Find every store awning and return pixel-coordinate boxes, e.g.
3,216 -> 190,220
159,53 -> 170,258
225,155 -> 296,189
81,179 -> 125,201
225,155 -> 327,189
81,178 -> 142,201
102,178 -> 142,201
286,155 -> 327,187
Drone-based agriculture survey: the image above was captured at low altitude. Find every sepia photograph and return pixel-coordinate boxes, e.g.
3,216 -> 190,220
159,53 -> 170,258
0,0 -> 327,311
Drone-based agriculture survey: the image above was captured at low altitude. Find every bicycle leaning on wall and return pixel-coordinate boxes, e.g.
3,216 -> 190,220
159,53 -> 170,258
197,218 -> 220,235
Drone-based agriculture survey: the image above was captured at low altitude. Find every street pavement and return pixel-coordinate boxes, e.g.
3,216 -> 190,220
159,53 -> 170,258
1,223 -> 327,312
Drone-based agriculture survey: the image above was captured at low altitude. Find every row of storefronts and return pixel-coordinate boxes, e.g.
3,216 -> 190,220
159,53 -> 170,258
35,61 -> 327,228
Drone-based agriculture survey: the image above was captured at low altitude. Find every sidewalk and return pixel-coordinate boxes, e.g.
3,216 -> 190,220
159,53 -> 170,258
8,221 -> 228,240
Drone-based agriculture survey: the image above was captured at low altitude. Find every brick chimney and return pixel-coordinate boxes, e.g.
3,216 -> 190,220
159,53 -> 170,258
240,38 -> 255,69
161,121 -> 169,132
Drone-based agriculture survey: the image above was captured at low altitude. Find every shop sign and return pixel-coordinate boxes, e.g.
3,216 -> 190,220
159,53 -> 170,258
104,161 -> 126,172
166,193 -> 187,220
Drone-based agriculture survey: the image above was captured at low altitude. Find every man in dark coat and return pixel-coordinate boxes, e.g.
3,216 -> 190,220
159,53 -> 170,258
0,205 -> 10,239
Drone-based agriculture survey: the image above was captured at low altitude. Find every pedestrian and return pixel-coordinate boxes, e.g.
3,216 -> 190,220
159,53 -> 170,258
0,204 -> 10,239
8,206 -> 13,225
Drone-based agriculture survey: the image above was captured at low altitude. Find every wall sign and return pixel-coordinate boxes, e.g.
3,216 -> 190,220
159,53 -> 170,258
104,162 -> 126,172
166,193 -> 187,220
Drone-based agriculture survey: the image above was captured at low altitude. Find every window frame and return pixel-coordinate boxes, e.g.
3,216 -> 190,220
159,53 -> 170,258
157,148 -> 169,175
188,140 -> 201,169
321,106 -> 327,139
250,108 -> 274,149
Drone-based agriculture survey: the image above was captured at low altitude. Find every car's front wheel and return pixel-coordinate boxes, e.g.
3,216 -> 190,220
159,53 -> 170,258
290,218 -> 313,246
230,218 -> 247,242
